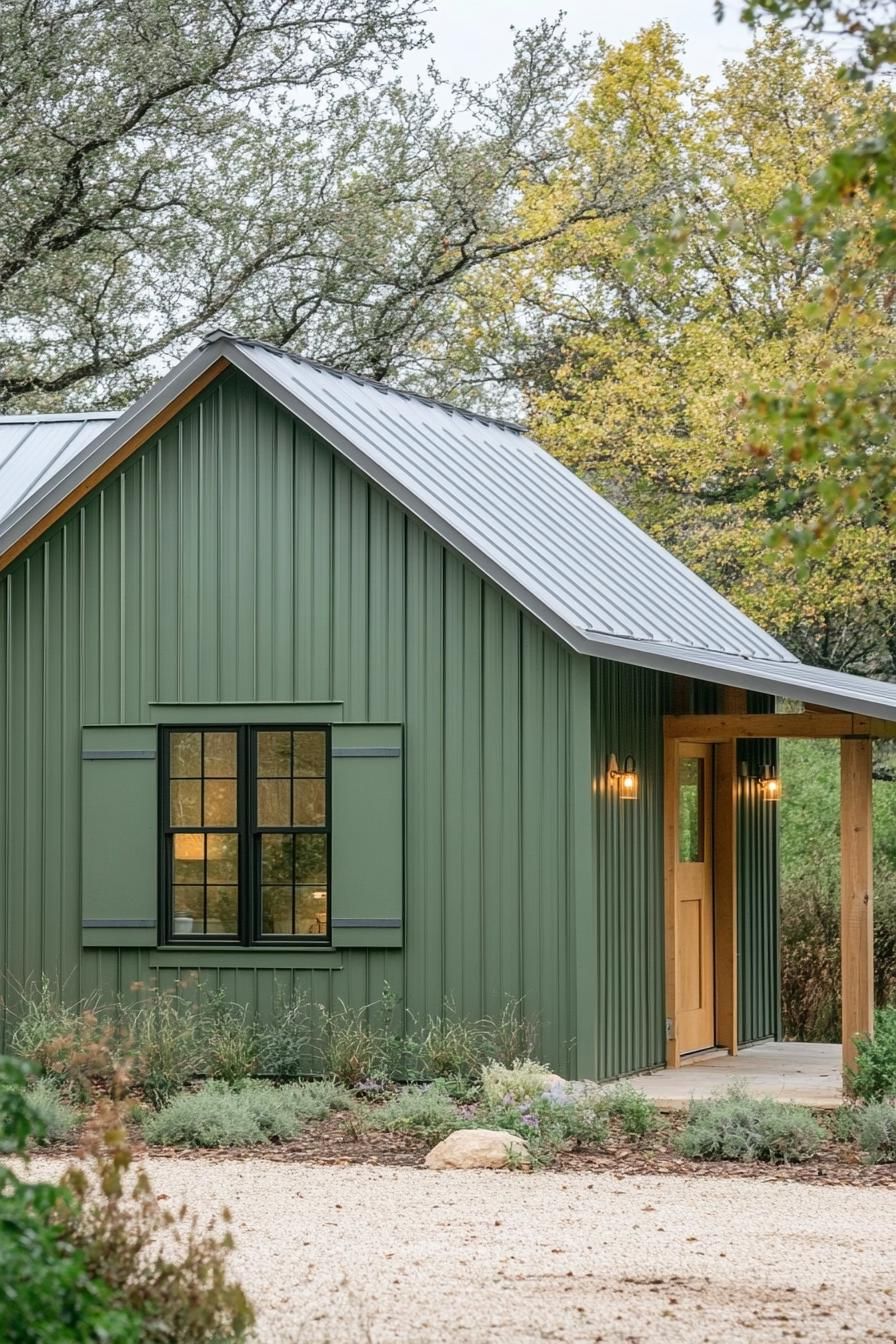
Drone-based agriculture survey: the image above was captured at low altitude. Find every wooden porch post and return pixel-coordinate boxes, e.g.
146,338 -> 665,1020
841,737 -> 874,1086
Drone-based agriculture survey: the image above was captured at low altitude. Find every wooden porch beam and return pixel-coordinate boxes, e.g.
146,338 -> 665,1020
664,711 -> 896,741
841,737 -> 874,1087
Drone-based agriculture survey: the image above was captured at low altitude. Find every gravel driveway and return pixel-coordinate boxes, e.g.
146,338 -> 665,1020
28,1156 -> 896,1342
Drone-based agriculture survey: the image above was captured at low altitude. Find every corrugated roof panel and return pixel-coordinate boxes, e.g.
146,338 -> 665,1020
234,340 -> 792,663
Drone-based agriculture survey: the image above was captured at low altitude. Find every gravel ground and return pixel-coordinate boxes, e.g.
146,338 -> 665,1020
28,1156 -> 896,1343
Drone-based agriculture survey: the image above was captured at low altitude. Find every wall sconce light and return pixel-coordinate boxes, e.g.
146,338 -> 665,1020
740,761 -> 781,801
608,753 -> 639,801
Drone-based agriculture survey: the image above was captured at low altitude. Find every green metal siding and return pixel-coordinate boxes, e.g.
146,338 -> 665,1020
737,693 -> 781,1044
0,371 -> 591,1073
0,368 -> 780,1078
589,660 -> 671,1079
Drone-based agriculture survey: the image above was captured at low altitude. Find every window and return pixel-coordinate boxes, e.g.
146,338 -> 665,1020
161,726 -> 330,943
677,755 -> 704,864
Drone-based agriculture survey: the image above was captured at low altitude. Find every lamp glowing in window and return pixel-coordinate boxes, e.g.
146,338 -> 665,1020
608,753 -> 639,801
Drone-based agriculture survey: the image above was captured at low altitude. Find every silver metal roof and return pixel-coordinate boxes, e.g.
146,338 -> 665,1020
2,330 -> 895,720
0,412 -> 118,525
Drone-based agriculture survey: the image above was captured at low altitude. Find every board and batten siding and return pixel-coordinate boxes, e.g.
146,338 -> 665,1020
0,370 -> 591,1073
0,368 -> 779,1076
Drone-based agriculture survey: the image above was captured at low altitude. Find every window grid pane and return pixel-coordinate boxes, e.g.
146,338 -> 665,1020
165,725 -> 329,944
253,727 -> 328,941
167,729 -> 239,939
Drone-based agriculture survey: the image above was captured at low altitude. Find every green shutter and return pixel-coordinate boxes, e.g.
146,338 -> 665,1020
330,724 -> 403,947
81,725 -> 158,947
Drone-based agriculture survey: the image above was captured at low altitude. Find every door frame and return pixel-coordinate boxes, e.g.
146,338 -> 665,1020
664,734 -> 738,1068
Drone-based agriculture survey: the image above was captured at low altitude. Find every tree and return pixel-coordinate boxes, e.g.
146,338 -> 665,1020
0,2 -> 636,411
718,1 -> 896,547
454,24 -> 896,673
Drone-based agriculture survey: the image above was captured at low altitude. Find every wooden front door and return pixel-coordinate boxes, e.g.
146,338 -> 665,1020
676,742 -> 715,1054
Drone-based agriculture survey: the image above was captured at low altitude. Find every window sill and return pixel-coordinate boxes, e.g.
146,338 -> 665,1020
149,949 -> 343,970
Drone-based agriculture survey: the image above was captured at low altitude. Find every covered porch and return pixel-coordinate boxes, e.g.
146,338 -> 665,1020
625,1041 -> 843,1110
663,686 -> 896,1096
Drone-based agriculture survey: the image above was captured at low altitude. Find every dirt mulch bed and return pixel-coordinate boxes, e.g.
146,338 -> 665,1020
37,1107 -> 896,1188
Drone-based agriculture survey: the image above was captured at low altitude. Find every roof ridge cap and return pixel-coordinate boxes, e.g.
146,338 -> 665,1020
202,329 -> 527,435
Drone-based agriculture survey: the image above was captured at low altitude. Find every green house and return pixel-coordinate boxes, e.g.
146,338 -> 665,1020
2,330 -> 895,1079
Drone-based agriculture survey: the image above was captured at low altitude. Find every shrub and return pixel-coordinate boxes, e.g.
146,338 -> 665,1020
849,1007 -> 896,1102
677,1087 -> 824,1164
10,979 -> 127,1100
408,1002 -> 486,1081
199,992 -> 258,1084
26,1079 -> 79,1144
0,1057 -> 143,1343
316,986 -> 404,1086
857,1101 -> 896,1162
62,1102 -> 254,1340
141,1079 -> 346,1147
365,1082 -> 464,1143
255,989 -> 311,1078
480,1058 -> 553,1106
479,1092 -> 608,1165
779,738 -> 896,1041
486,998 -> 539,1069
601,1083 -> 660,1138
827,1104 -> 863,1143
128,989 -> 203,1109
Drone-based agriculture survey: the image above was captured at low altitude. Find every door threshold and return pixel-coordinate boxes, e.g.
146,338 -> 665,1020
680,1046 -> 727,1065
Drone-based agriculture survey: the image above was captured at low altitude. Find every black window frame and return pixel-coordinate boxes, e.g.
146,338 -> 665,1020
159,723 -> 332,946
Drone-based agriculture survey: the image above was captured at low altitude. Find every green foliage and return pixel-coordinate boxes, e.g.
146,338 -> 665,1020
26,1079 -> 79,1145
128,989 -> 203,1109
408,1003 -> 488,1081
856,1100 -> 896,1162
677,1087 -> 825,1163
480,1059 -> 553,1106
479,1091 -> 609,1165
364,1082 -> 465,1144
255,989 -> 311,1079
726,0 -> 896,546
849,1008 -> 896,1102
601,1083 -> 661,1138
0,1058 -> 142,1343
0,4 -> 606,414
61,1104 -> 254,1341
10,978 -> 128,1101
141,1079 -> 348,1147
200,992 -> 258,1084
778,739 -> 896,1041
316,987 -> 404,1087
827,1104 -> 863,1143
484,1000 -> 540,1070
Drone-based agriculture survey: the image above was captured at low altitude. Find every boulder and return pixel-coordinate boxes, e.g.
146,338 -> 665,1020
424,1128 -> 531,1171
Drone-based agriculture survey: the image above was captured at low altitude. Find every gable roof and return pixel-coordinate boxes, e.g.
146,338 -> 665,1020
0,412 -> 118,523
2,330 -> 895,720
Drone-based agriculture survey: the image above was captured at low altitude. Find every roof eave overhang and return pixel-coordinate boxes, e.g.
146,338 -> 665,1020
3,336 -> 894,726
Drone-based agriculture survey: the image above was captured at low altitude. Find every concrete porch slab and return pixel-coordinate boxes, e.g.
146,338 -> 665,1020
619,1041 -> 843,1110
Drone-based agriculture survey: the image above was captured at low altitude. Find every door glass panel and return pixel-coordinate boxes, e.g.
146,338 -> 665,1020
678,756 -> 704,863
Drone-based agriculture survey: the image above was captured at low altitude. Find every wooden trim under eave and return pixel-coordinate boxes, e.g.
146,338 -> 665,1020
665,711 -> 896,740
0,356 -> 230,574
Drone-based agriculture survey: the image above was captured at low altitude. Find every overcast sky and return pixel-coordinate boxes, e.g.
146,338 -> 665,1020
409,1 -> 753,83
